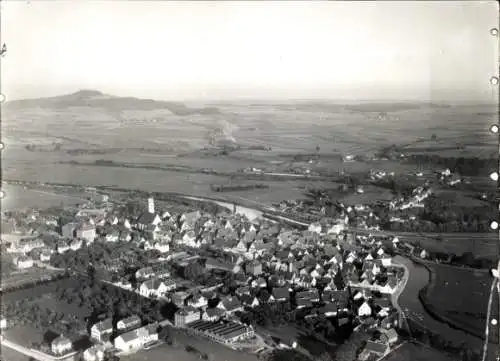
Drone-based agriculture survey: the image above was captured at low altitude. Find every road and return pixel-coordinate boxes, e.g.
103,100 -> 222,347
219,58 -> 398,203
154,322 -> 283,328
481,277 -> 499,361
390,262 -> 411,333
354,228 -> 496,242
0,338 -> 77,361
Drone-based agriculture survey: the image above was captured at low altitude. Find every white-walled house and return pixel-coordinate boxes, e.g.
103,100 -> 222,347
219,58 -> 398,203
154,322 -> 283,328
51,335 -> 73,355
308,222 -> 322,234
358,301 -> 372,317
114,323 -> 158,352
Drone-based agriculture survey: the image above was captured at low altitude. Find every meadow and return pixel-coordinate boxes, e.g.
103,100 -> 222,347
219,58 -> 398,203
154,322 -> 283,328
381,342 -> 460,361
393,256 -> 487,352
422,264 -> 499,343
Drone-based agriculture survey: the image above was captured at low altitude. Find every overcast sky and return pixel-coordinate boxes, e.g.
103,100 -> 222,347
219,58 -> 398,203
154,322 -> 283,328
2,1 -> 498,101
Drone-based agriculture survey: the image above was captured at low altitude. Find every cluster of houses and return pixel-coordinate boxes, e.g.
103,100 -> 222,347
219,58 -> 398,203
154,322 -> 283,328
1,192 -> 410,357
88,314 -> 159,356
389,186 -> 433,211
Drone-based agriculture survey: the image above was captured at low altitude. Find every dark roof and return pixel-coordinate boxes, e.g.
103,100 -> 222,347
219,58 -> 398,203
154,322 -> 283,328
221,297 -> 242,311
239,294 -> 256,305
272,287 -> 290,301
137,212 -> 156,225
93,318 -> 113,333
205,308 -> 225,317
296,298 -> 313,308
320,303 -> 339,314
365,341 -> 388,354
296,289 -> 319,300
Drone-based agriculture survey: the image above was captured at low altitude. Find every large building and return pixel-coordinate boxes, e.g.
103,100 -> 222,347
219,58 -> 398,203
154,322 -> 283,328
114,323 -> 158,352
174,307 -> 200,327
187,320 -> 255,345
76,224 -> 97,243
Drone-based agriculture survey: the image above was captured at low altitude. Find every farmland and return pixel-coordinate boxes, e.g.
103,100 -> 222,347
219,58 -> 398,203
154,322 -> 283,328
1,183 -> 87,212
382,342 -> 459,361
421,263 -> 499,343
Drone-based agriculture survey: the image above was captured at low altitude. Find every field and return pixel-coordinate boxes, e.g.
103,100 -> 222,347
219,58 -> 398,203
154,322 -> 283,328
122,329 -> 259,361
1,183 -> 87,212
1,266 -> 66,290
4,325 -> 46,346
1,277 -> 79,303
3,100 -> 496,206
382,342 -> 459,361
433,189 -> 492,207
423,263 -> 499,343
339,184 -> 394,205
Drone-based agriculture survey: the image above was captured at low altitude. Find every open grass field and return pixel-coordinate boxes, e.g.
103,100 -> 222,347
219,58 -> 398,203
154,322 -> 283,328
423,263 -> 499,343
382,342 -> 459,361
122,329 -> 259,361
1,267 -> 66,290
339,184 -> 394,205
1,183 -> 87,212
433,189 -> 492,207
3,99 -> 495,178
1,277 -> 78,303
4,325 -> 44,346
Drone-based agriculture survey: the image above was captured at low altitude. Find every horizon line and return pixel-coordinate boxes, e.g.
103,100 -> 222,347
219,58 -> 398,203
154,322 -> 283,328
6,89 -> 498,106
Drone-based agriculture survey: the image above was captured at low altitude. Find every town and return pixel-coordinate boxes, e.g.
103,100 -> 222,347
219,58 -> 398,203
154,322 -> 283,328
1,184 -> 421,361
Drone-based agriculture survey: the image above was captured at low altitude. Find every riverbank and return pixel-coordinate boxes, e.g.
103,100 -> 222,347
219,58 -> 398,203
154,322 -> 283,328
418,260 -> 498,343
394,255 -> 492,354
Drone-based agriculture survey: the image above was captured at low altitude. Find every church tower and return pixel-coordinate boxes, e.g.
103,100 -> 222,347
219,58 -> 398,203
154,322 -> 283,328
148,197 -> 155,214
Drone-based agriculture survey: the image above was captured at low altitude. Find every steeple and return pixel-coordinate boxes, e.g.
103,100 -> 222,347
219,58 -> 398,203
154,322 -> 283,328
148,197 -> 155,214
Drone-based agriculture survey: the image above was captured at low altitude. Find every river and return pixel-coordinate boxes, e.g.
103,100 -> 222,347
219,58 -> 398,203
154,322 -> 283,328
394,255 -> 495,358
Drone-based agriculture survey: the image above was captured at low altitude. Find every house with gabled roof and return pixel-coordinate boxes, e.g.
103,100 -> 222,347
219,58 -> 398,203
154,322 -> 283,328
251,277 -> 267,289
358,341 -> 389,361
235,286 -> 251,298
114,323 -> 159,352
217,297 -> 244,315
358,301 -> 372,317
117,315 -> 141,331
187,294 -> 208,309
257,291 -> 275,304
180,211 -> 202,232
378,275 -> 398,294
378,327 -> 399,345
296,289 -> 320,303
139,278 -> 174,298
202,308 -> 225,322
51,334 -> 73,355
240,294 -> 260,308
90,318 -> 113,342
296,298 -> 313,309
135,267 -> 154,280
272,287 -> 291,302
319,303 -> 338,317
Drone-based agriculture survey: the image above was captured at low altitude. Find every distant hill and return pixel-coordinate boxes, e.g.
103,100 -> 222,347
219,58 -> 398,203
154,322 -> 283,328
4,89 -> 221,116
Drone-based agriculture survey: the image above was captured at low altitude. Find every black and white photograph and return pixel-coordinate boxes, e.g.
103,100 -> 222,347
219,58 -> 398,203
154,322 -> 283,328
1,2 -> 499,361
